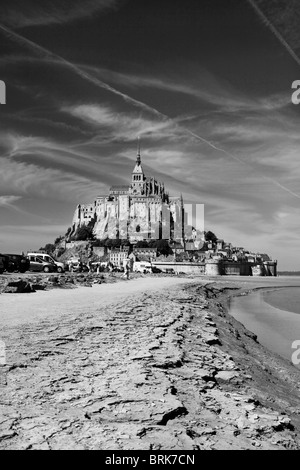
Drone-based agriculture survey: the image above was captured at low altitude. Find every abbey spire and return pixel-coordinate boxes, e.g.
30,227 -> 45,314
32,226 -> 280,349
136,135 -> 141,164
133,137 -> 143,173
131,138 -> 145,193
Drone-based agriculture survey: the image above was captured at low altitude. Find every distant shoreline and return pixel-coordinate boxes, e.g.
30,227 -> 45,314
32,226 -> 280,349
278,272 -> 300,276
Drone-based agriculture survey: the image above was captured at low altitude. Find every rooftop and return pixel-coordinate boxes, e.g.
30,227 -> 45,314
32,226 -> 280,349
109,185 -> 129,191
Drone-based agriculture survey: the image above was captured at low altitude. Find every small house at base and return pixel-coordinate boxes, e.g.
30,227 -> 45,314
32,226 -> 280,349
133,247 -> 157,260
109,247 -> 130,267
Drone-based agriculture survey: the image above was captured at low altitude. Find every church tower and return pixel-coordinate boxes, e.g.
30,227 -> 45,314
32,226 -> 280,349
131,138 -> 145,195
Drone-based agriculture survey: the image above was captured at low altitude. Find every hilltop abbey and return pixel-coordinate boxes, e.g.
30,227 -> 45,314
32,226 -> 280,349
70,145 -> 184,242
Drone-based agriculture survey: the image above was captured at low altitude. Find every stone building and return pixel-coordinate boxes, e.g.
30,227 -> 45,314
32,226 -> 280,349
133,247 -> 158,260
109,247 -> 130,267
70,146 -> 184,242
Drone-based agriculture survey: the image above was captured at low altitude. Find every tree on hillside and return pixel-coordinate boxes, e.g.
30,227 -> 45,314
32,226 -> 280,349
135,240 -> 149,248
111,239 -> 122,248
98,238 -> 131,248
92,239 -> 106,247
56,247 -> 66,258
204,230 -> 217,244
39,243 -> 55,254
149,239 -> 173,256
75,224 -> 95,241
103,238 -> 122,248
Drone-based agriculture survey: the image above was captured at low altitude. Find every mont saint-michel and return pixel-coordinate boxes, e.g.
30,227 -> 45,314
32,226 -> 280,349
70,145 -> 184,243
66,145 -> 277,278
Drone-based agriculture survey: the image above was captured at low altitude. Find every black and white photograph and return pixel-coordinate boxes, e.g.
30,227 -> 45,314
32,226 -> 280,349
0,0 -> 300,454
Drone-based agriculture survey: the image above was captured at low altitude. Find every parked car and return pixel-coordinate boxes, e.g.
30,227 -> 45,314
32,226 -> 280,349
165,268 -> 175,275
27,252 -> 65,273
151,266 -> 162,273
90,262 -> 105,272
0,254 -> 8,274
112,266 -> 124,272
133,261 -> 152,274
65,259 -> 89,272
2,253 -> 30,273
27,255 -> 56,273
71,263 -> 89,273
65,257 -> 80,271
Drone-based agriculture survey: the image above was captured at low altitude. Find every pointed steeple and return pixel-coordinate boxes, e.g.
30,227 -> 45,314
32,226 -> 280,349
131,138 -> 145,194
132,137 -> 144,175
137,136 -> 141,165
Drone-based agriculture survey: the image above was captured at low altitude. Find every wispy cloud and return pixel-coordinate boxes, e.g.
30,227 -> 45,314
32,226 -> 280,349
0,134 -> 107,203
83,65 -> 292,114
0,22 -> 295,201
0,22 -> 168,120
2,0 -> 122,28
0,195 -> 22,207
1,54 -> 291,115
63,103 -> 180,141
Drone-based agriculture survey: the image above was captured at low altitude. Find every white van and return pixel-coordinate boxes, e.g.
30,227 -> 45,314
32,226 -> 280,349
133,261 -> 152,274
27,252 -> 65,273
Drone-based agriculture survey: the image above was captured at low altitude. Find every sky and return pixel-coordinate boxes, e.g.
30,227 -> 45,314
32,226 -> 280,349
0,0 -> 300,270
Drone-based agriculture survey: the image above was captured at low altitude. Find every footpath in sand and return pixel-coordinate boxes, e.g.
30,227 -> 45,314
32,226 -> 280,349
0,276 -> 300,450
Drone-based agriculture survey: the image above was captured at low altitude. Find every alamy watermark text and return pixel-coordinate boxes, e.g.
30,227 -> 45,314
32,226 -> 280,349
0,80 -> 6,104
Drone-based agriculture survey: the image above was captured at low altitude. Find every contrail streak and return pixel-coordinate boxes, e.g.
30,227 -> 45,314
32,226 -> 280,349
187,129 -> 300,199
1,22 -> 299,199
0,23 -> 165,119
247,0 -> 300,67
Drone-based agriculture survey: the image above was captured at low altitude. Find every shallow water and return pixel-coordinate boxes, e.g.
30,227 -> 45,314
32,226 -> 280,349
263,287 -> 300,315
229,287 -> 300,369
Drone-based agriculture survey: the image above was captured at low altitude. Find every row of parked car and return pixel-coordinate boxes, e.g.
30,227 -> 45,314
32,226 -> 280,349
0,252 -> 66,274
0,251 -> 173,275
0,254 -> 30,274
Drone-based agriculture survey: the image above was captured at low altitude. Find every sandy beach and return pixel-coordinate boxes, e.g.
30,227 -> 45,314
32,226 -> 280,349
0,275 -> 300,450
0,276 -> 196,328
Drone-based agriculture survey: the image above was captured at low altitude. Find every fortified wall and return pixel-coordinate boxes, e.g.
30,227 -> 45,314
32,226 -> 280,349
152,259 -> 277,276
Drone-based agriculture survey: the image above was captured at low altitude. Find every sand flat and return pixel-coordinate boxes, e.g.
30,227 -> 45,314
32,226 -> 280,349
0,276 -> 197,328
1,277 -> 300,450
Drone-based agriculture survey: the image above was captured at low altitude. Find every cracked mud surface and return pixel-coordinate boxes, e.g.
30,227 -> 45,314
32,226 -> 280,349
0,277 -> 299,450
